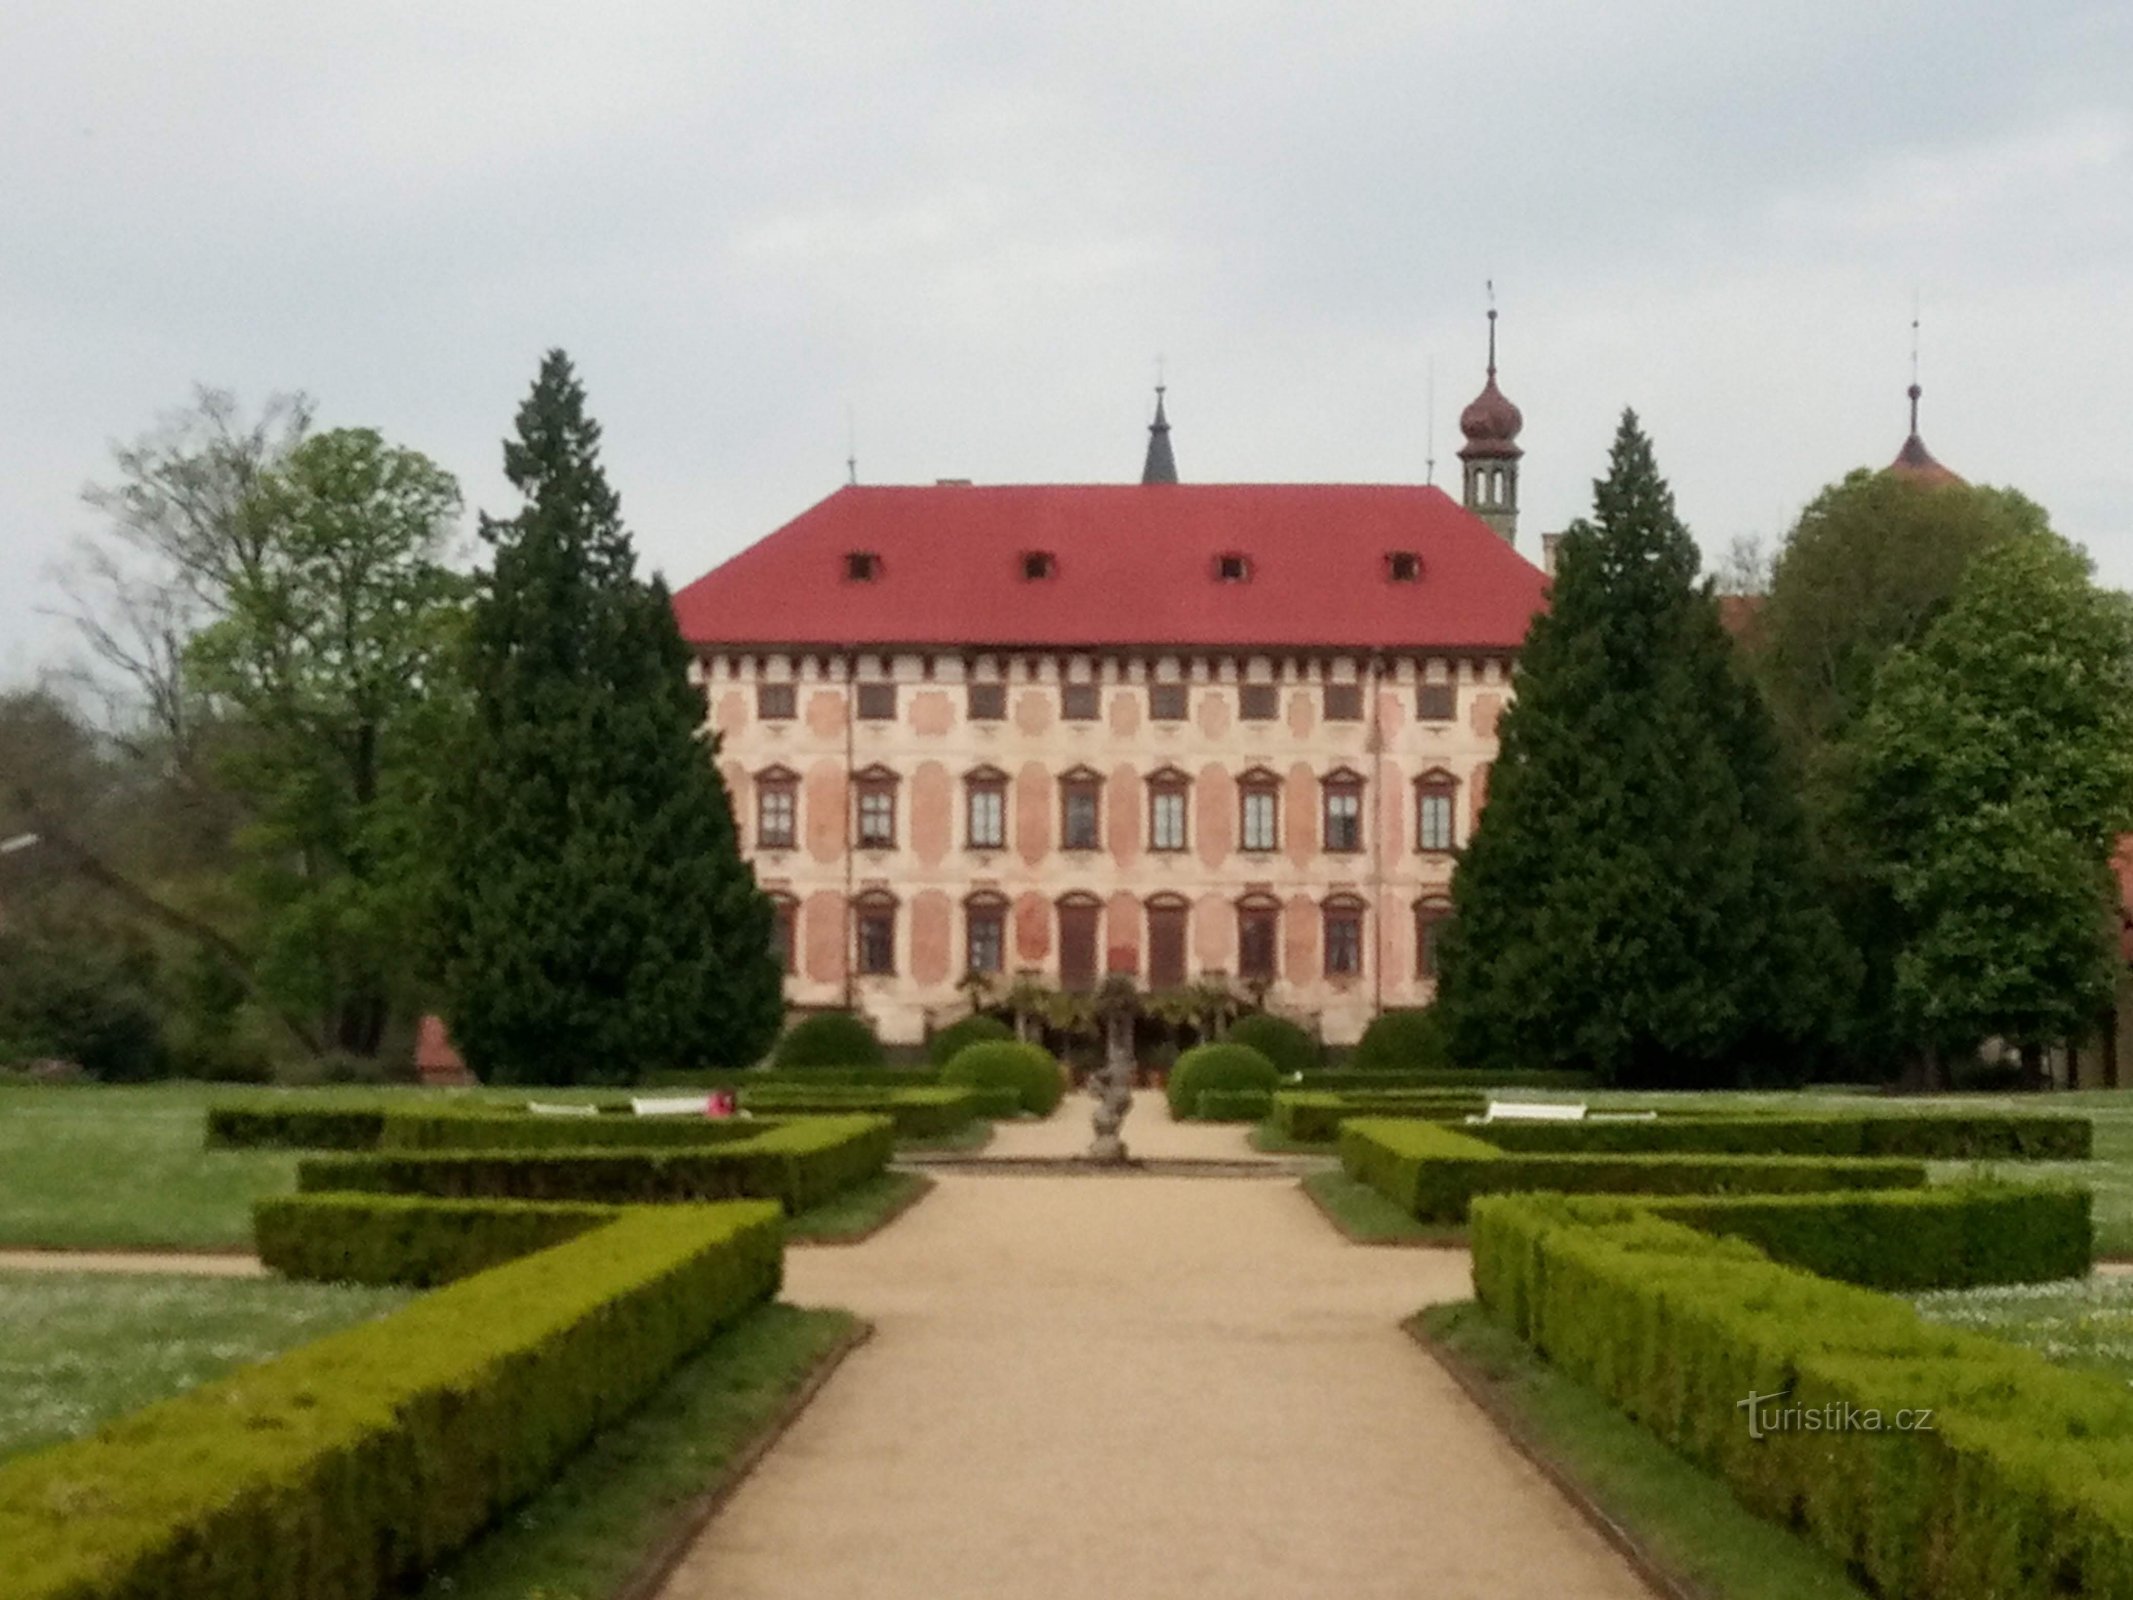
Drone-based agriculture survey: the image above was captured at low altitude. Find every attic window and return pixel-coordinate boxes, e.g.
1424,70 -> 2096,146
1214,552 -> 1251,583
1021,551 -> 1057,581
844,551 -> 881,582
1387,551 -> 1422,583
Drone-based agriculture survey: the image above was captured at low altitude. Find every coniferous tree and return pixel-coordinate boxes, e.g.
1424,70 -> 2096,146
431,352 -> 780,1083
1437,412 -> 1847,1087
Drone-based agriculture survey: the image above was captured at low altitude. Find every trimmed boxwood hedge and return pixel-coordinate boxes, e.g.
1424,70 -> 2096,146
376,1112 -> 766,1152
1166,1042 -> 1279,1119
926,1013 -> 1014,1067
0,1201 -> 782,1600
298,1115 -> 894,1215
736,1085 -> 980,1139
1349,1006 -> 1449,1072
1292,1068 -> 1598,1092
771,1010 -> 885,1069
1271,1090 -> 1487,1141
1226,1013 -> 1321,1078
256,1193 -> 621,1287
1470,1112 -> 2093,1162
1468,1192 -> 2133,1599
941,1040 -> 1065,1116
1339,1119 -> 1926,1223
1195,1088 -> 1273,1123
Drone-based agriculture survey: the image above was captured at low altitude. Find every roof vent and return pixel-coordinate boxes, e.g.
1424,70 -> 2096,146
843,551 -> 881,582
1020,551 -> 1057,581
1214,552 -> 1251,583
1386,551 -> 1422,583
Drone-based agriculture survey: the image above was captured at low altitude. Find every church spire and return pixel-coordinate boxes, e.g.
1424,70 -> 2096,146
1141,382 -> 1178,485
1457,287 -> 1524,543
1885,311 -> 1964,488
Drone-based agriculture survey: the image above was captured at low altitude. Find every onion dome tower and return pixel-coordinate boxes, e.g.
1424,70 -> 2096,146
1885,378 -> 1965,488
1141,384 -> 1178,485
1458,302 -> 1524,543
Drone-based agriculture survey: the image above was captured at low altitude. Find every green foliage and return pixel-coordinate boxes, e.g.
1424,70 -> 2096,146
1272,1090 -> 1487,1142
941,1040 -> 1065,1116
0,1203 -> 780,1600
1439,412 -> 1848,1088
1195,1088 -> 1273,1122
1165,1041 -> 1279,1118
735,1085 -> 981,1139
431,352 -> 780,1085
773,1010 -> 886,1069
925,1012 -> 1013,1067
1845,534 -> 2133,1062
1296,1068 -> 1597,1092
296,1115 -> 894,1214
207,1103 -> 393,1150
1227,1012 -> 1321,1077
255,1193 -> 619,1286
1338,1118 -> 1924,1223
1467,1193 -> 2133,1598
185,427 -> 469,1059
1349,1007 -> 1449,1072
1470,1113 -> 2091,1161
1637,1186 -> 2093,1290
0,925 -> 166,1081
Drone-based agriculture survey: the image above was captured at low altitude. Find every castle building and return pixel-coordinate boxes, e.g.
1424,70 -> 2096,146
672,329 -> 1543,1045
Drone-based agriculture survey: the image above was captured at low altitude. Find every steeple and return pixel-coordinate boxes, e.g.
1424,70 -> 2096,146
1457,290 -> 1524,543
1141,383 -> 1178,485
1884,315 -> 1964,488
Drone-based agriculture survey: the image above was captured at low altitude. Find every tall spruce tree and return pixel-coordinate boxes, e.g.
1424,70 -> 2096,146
431,352 -> 780,1083
1437,412 -> 1847,1087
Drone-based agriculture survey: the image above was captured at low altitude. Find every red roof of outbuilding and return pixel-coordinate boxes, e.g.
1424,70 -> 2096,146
671,483 -> 1547,652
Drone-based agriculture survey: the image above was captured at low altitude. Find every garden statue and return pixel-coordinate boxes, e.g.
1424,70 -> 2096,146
1087,972 -> 1138,1163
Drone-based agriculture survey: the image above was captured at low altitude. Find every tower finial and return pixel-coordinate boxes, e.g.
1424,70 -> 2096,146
845,403 -> 857,487
1425,354 -> 1437,487
1485,279 -> 1498,376
1140,368 -> 1178,485
1908,296 -> 1922,435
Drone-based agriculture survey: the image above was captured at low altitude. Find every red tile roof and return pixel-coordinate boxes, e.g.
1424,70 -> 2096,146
672,483 -> 1547,652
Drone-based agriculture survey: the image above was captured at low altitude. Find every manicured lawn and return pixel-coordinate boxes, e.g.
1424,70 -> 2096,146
417,1304 -> 861,1600
1915,1274 -> 2133,1381
1300,1170 -> 1462,1246
786,1170 -> 934,1243
1419,1302 -> 1870,1600
0,1269 -> 409,1461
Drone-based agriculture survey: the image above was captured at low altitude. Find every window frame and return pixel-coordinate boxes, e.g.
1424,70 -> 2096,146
1322,682 -> 1364,722
754,765 -> 799,851
1056,892 -> 1102,992
1145,894 -> 1190,990
1321,768 -> 1364,855
1148,682 -> 1189,723
756,682 -> 797,720
854,765 -> 899,851
1239,683 -> 1279,722
853,891 -> 898,976
964,892 -> 1008,977
769,894 -> 798,976
967,681 -> 1007,721
1237,895 -> 1281,983
1416,768 -> 1459,854
1238,767 -> 1280,854
1059,766 -> 1104,852
965,766 -> 1008,852
1417,680 -> 1457,723
1147,766 -> 1190,854
856,682 -> 897,722
1061,682 -> 1101,722
1322,895 -> 1365,979
1416,897 -> 1453,980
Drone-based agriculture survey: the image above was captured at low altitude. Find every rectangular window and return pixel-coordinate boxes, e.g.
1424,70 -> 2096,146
1418,681 -> 1457,722
1418,789 -> 1455,853
1150,786 -> 1188,852
856,907 -> 896,975
857,784 -> 897,849
1149,683 -> 1189,722
967,784 -> 1005,850
1241,787 -> 1278,853
1323,908 -> 1363,977
1323,788 -> 1362,853
1416,905 -> 1451,979
1238,907 -> 1279,982
757,682 -> 796,720
1062,781 -> 1102,851
1059,902 -> 1099,992
856,682 -> 897,721
1239,684 -> 1279,721
1323,683 -> 1363,721
968,682 -> 1007,721
771,901 -> 796,975
757,783 -> 796,850
1062,683 -> 1101,721
966,908 -> 1005,975
1147,904 -> 1188,989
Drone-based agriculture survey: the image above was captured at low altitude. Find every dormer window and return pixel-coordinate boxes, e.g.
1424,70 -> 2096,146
1020,551 -> 1057,581
1214,552 -> 1251,583
844,551 -> 881,582
1387,551 -> 1422,583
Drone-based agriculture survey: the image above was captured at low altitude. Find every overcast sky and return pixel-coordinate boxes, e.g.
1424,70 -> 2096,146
3,2 -> 2129,685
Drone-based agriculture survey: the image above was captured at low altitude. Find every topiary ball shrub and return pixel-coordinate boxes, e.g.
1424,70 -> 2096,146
1166,1042 -> 1279,1119
1227,1012 -> 1321,1079
771,1010 -> 886,1070
926,1013 -> 1014,1068
1352,1007 -> 1449,1072
942,1040 -> 1065,1117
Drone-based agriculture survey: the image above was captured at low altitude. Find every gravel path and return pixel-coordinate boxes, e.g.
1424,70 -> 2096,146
0,1249 -> 266,1277
657,1173 -> 1652,1600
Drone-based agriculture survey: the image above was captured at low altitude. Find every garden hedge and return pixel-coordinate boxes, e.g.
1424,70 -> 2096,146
1468,1192 -> 2133,1599
1292,1068 -> 1597,1092
297,1115 -> 894,1215
1637,1186 -> 2093,1291
1349,1006 -> 1449,1072
925,1013 -> 1014,1067
1272,1090 -> 1487,1142
377,1113 -> 766,1152
1166,1042 -> 1279,1118
255,1193 -> 621,1287
0,1201 -> 782,1600
1227,1013 -> 1321,1078
771,1009 -> 885,1068
1471,1112 -> 2092,1162
940,1040 -> 1065,1116
1339,1119 -> 1926,1223
736,1085 -> 980,1139
1195,1088 -> 1274,1123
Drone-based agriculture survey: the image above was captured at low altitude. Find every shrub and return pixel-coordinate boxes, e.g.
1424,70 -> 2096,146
1227,1013 -> 1321,1077
1350,1007 -> 1449,1072
941,1040 -> 1065,1116
771,1010 -> 885,1069
738,1085 -> 981,1139
962,1083 -> 1025,1119
1166,1042 -> 1279,1118
1196,1088 -> 1273,1122
256,1193 -> 620,1286
926,1013 -> 1013,1067
208,1102 -> 396,1150
1295,1068 -> 1596,1092
0,1202 -> 781,1600
1271,1090 -> 1487,1142
1467,1192 -> 2133,1599
1470,1112 -> 2091,1161
1338,1118 -> 1925,1223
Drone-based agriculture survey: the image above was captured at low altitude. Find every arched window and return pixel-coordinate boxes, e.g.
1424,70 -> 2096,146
1146,893 -> 1190,990
1415,768 -> 1460,854
1321,767 -> 1365,854
1060,766 -> 1104,852
1237,893 -> 1281,983
1322,894 -> 1365,978
853,889 -> 898,976
1147,765 -> 1191,853
755,764 -> 799,851
1057,891 -> 1103,992
965,765 -> 1008,852
854,764 -> 900,850
964,891 -> 1008,977
1416,897 -> 1453,980
1238,767 -> 1281,854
